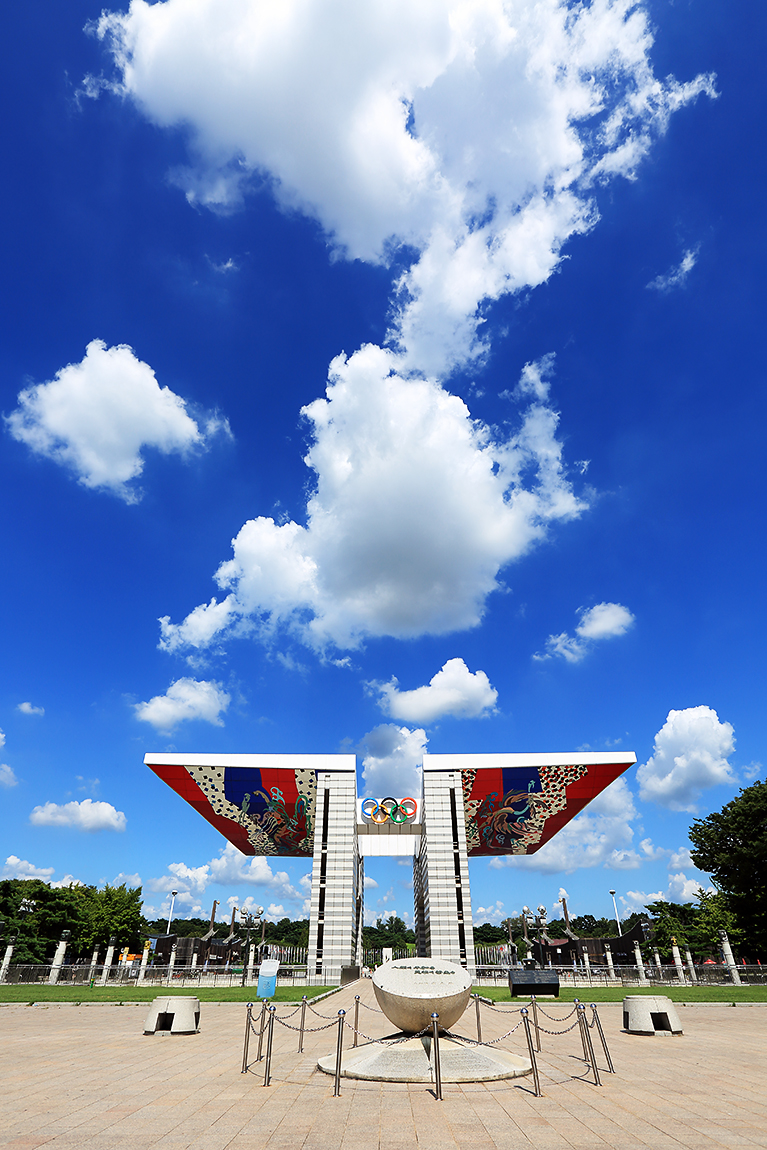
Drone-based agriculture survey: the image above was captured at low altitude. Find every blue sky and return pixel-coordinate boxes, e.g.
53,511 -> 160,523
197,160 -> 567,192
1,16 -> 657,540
1,0 -> 764,934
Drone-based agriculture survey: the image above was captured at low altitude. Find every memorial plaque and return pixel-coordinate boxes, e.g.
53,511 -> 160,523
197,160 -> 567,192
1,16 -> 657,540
372,957 -> 472,1032
509,969 -> 560,996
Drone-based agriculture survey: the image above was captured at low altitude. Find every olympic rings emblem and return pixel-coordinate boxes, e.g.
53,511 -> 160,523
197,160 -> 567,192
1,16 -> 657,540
361,797 -> 418,824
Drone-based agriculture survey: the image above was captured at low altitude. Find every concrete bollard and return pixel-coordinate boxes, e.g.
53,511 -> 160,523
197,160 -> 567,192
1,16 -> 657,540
634,941 -> 648,984
685,947 -> 698,983
719,930 -> 742,986
48,933 -> 69,985
100,938 -> 116,986
671,938 -> 686,983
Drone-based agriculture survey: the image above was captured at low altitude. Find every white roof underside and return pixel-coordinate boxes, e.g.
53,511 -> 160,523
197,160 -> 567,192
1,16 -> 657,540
143,752 -> 356,771
423,751 -> 636,770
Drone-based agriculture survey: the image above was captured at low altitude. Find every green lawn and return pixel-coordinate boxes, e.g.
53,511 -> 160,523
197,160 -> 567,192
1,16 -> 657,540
474,984 -> 767,1004
0,985 -> 333,1004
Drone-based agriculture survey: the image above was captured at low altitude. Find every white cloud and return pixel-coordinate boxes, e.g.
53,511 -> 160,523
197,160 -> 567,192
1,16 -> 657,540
364,876 -> 379,889
159,350 -> 585,652
29,799 -> 127,832
92,0 -> 715,377
647,246 -> 699,292
474,900 -> 506,926
112,872 -> 142,887
17,702 -> 44,716
359,723 -> 427,798
371,657 -> 497,723
0,729 -> 4,748
0,764 -> 18,788
488,775 -> 638,874
668,847 -> 694,871
134,677 -> 230,732
147,842 -> 300,902
1,854 -> 55,880
50,875 -> 84,889
637,705 -> 736,812
6,340 -> 228,502
621,871 -> 714,914
536,601 -> 635,663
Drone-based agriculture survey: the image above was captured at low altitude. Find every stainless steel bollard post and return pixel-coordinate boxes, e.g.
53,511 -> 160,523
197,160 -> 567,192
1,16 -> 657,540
241,1002 -> 253,1073
573,997 -> 588,1060
520,1008 -> 541,1097
298,995 -> 307,1053
474,994 -> 482,1044
333,1010 -> 346,1097
577,1004 -> 601,1086
590,1003 -> 614,1073
256,999 -> 269,1061
262,1006 -> 276,1087
431,1013 -> 443,1101
531,994 -> 541,1052
353,995 -> 360,1048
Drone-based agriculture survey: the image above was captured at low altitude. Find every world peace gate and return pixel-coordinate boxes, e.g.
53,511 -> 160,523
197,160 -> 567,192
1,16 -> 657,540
145,749 -> 636,984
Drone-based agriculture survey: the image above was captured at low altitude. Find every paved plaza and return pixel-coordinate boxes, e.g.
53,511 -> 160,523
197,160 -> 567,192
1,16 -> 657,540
1,982 -> 765,1150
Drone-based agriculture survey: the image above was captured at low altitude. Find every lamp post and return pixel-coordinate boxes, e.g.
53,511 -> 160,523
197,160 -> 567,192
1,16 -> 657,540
166,890 -> 178,935
240,905 -> 264,987
608,890 -> 622,936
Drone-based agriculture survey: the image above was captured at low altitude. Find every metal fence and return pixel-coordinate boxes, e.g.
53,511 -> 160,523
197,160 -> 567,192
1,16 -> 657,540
473,963 -> 767,987
0,963 -> 328,988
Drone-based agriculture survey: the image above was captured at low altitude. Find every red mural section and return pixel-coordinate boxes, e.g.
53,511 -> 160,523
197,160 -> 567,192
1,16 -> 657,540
146,761 -> 317,856
461,761 -> 632,856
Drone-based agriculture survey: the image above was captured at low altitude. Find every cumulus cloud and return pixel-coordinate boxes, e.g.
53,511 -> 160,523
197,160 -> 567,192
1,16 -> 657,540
159,350 -> 585,652
536,601 -> 635,663
647,246 -> 699,292
5,340 -> 228,502
364,876 -> 379,889
371,657 -> 497,724
637,706 -> 736,812
17,702 -> 44,716
91,0 -> 715,376
1,855 -> 55,880
113,872 -> 142,887
134,677 -> 230,732
0,764 -> 19,788
359,723 -> 427,798
50,875 -> 84,889
489,775 -> 638,874
147,843 -> 301,902
474,901 -> 507,926
29,799 -> 127,832
621,871 -> 715,915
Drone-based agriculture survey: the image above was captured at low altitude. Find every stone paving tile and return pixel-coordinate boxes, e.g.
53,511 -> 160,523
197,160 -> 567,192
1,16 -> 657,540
2,994 -> 767,1149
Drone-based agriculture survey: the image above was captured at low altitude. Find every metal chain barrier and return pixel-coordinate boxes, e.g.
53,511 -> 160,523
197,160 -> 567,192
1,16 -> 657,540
241,994 -> 614,1096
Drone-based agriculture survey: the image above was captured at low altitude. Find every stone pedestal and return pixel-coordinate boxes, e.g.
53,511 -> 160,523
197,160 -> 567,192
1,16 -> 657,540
373,957 -> 472,1033
622,995 -> 683,1036
144,996 -> 200,1034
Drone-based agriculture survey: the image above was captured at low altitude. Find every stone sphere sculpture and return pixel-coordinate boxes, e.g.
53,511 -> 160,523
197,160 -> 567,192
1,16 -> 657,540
372,957 -> 473,1033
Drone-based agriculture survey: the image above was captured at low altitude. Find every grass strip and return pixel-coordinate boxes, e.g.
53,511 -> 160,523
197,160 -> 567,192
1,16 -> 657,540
0,985 -> 332,1004
474,984 -> 767,1003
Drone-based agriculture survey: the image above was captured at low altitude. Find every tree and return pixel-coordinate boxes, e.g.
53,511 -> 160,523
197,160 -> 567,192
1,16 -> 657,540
645,900 -> 697,957
688,889 -> 741,958
690,781 -> 767,955
473,923 -> 507,945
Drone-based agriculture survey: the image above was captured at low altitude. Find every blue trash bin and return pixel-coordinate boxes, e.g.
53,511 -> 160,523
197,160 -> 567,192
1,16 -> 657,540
257,959 -> 280,999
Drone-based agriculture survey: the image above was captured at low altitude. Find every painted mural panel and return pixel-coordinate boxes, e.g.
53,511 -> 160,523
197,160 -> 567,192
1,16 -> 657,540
461,761 -> 630,856
147,761 -> 317,856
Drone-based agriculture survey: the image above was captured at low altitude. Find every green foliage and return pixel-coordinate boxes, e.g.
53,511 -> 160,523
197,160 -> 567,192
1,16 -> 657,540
690,781 -> 767,956
0,879 -> 143,963
689,889 -> 741,956
569,914 -> 617,937
644,900 -> 697,956
362,915 -> 415,950
473,922 -> 508,945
